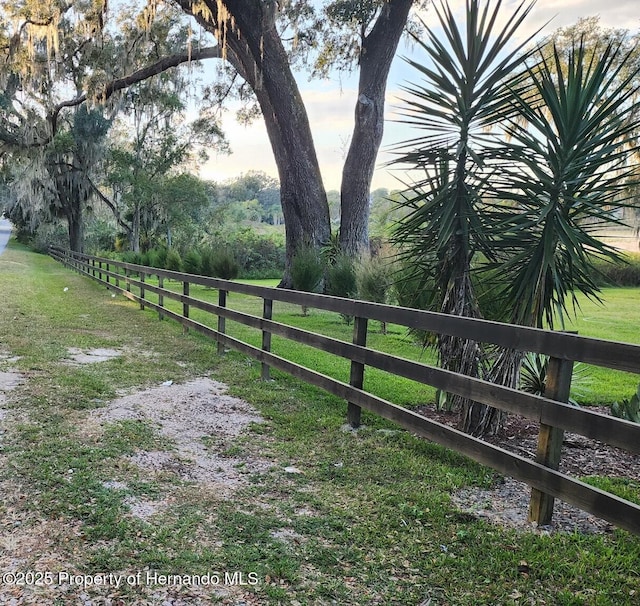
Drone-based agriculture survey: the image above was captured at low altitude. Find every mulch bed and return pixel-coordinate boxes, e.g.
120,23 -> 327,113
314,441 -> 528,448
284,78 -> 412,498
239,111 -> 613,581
416,404 -> 640,534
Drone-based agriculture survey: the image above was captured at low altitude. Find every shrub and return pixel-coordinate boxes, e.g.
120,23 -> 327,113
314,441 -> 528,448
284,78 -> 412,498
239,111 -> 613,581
291,245 -> 325,315
183,250 -> 202,275
611,383 -> 640,423
146,247 -> 167,269
200,231 -> 285,279
120,250 -> 142,265
31,223 -> 68,254
155,247 -> 169,269
356,255 -> 393,333
326,254 -> 357,324
84,219 -> 116,253
165,249 -> 182,272
200,247 -> 215,278
231,230 -> 285,278
210,250 -> 240,280
590,253 -> 640,287
139,251 -> 151,267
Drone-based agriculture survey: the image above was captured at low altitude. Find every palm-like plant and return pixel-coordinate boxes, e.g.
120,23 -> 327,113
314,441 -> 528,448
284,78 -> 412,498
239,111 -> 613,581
391,0 -> 538,432
495,40 -> 640,329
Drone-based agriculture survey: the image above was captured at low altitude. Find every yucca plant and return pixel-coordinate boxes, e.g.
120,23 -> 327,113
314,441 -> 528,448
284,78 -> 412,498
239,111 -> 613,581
494,40 -> 640,330
391,0 -> 539,434
520,353 -> 585,407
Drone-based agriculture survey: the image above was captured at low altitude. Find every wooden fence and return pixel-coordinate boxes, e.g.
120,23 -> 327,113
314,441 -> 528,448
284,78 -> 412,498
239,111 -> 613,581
49,246 -> 640,535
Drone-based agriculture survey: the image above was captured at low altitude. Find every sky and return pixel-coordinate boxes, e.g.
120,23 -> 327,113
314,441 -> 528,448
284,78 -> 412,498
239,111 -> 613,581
198,0 -> 640,191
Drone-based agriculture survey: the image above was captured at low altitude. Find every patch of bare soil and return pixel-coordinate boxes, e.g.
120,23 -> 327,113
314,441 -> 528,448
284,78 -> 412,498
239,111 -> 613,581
65,347 -> 123,364
89,377 -> 273,502
0,360 -> 23,433
1,376 -> 274,605
418,405 -> 640,534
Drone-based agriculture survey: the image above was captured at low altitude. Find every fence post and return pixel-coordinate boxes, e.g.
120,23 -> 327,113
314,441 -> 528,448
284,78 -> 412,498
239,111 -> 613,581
528,355 -> 574,526
183,281 -> 190,333
140,272 -> 145,310
158,276 -> 164,320
125,268 -> 130,292
261,298 -> 273,380
348,316 -> 368,428
106,262 -> 110,286
217,289 -> 227,355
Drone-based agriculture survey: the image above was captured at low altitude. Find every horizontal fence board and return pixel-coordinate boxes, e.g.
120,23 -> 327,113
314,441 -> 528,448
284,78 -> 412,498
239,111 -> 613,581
53,248 -> 640,374
174,311 -> 640,536
50,249 -> 640,535
62,253 -> 640,456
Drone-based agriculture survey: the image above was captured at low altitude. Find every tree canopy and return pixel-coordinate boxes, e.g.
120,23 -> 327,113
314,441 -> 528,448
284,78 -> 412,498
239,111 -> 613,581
0,0 -> 424,274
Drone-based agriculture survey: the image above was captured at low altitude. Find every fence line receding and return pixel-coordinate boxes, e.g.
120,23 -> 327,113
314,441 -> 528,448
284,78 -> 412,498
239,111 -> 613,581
49,246 -> 640,536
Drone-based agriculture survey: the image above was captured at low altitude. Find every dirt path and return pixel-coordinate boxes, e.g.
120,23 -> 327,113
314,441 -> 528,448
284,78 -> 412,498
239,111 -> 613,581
0,348 -> 276,605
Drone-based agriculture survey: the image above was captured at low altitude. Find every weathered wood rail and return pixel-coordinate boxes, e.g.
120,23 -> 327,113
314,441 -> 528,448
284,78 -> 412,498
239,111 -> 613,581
49,246 -> 640,535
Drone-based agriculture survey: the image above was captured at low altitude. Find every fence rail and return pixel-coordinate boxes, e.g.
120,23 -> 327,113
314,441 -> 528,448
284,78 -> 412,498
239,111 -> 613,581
50,246 -> 640,535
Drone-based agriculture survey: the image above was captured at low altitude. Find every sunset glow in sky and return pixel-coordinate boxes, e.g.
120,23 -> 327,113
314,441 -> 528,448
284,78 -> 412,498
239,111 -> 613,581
199,0 -> 640,190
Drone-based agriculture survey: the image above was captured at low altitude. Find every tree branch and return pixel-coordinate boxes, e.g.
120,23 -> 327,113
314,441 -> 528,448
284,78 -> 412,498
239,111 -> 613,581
87,176 -> 132,235
49,45 -> 223,132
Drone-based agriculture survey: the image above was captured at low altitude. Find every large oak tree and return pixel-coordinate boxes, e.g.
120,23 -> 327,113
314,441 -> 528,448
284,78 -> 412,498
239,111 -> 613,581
2,0 -> 421,279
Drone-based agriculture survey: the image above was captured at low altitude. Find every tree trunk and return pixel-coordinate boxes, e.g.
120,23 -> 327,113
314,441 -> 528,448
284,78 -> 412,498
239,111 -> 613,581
175,0 -> 331,287
339,0 -> 413,258
66,203 -> 83,252
131,202 -> 141,253
438,241 -> 484,419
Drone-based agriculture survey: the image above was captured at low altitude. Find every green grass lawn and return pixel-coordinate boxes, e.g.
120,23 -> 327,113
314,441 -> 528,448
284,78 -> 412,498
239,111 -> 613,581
132,269 -> 640,407
562,289 -> 640,404
1,239 -> 639,605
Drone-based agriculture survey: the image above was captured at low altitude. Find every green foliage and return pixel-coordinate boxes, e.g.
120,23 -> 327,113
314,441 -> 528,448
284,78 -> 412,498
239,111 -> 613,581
84,219 -> 116,253
391,0 -> 640,436
230,231 -> 285,278
519,353 -> 586,407
326,254 -> 357,324
390,0 -> 538,428
120,250 -> 141,266
209,250 -> 240,280
147,247 -> 168,269
201,230 -> 285,279
492,39 -> 640,329
320,231 -> 342,266
164,249 -> 182,272
611,384 -> 640,423
291,245 -> 325,315
356,255 -> 392,305
590,253 -> 640,287
520,353 -> 548,397
182,250 -> 202,275
28,223 -> 68,254
356,255 -> 393,333
291,245 -> 324,293
200,247 -> 215,277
